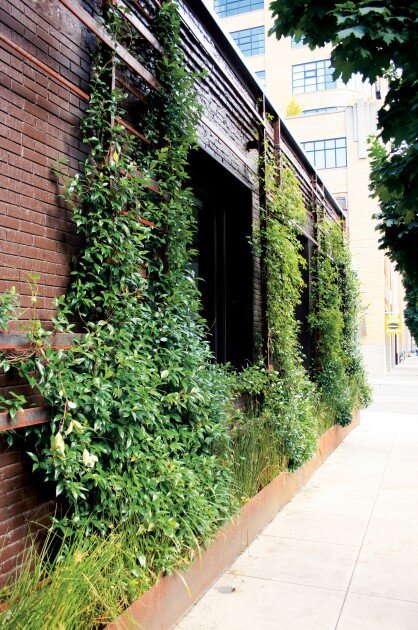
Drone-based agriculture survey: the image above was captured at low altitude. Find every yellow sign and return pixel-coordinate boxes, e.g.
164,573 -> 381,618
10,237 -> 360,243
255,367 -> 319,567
385,313 -> 402,335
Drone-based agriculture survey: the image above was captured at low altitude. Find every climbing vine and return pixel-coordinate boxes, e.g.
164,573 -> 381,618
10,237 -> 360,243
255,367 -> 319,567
232,157 -> 318,493
0,1 -> 370,595
262,159 -> 318,469
309,218 -> 372,426
1,2 -> 235,567
0,2 -> 374,625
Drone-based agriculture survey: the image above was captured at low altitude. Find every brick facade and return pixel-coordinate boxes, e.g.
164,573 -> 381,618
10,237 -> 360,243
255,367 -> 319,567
0,438 -> 54,583
0,0 -> 94,324
0,0 -> 343,586
0,0 -> 93,587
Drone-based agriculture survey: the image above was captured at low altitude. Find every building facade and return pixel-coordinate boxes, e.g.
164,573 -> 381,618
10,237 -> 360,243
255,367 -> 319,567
207,0 -> 413,377
0,0 -> 343,584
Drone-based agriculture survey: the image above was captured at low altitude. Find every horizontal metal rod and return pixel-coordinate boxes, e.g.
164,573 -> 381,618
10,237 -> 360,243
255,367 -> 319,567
59,0 -> 160,90
115,116 -> 151,144
116,75 -> 148,104
0,33 -> 89,100
116,0 -> 164,53
130,0 -> 154,22
0,332 -> 84,351
0,406 -> 49,432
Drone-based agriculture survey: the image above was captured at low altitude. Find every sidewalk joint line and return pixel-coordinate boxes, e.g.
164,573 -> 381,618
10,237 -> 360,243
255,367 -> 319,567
225,570 -> 346,593
349,589 -> 418,606
334,417 -> 399,629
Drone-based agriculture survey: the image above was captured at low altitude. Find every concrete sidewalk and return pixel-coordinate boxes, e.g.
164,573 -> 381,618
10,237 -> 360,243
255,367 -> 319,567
178,357 -> 418,630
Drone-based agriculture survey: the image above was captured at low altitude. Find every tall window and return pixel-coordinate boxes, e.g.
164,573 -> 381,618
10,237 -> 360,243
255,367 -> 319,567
292,59 -> 336,93
215,0 -> 264,18
301,138 -> 347,169
255,70 -> 266,87
189,150 -> 254,368
230,26 -> 265,56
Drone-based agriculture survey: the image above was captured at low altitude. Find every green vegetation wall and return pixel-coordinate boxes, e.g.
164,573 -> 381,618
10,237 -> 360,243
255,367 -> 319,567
0,2 -> 371,625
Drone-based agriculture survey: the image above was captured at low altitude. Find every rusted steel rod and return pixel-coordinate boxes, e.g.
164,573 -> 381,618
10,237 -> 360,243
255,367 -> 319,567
116,75 -> 148,104
0,407 -> 50,432
115,116 -> 150,144
58,0 -> 160,90
130,0 -> 154,22
116,0 -> 164,53
0,34 -> 89,100
0,332 -> 84,351
120,167 -> 163,196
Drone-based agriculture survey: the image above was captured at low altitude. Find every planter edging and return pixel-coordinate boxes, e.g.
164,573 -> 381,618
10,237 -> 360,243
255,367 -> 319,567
107,410 -> 360,630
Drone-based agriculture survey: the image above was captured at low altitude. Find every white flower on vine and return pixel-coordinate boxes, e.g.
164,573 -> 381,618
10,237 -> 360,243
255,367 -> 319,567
82,449 -> 98,468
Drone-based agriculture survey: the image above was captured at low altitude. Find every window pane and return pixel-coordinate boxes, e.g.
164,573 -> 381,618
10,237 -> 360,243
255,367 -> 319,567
292,59 -> 336,93
230,26 -> 265,56
325,150 -> 336,168
302,138 -> 347,169
315,152 -> 325,169
336,147 -> 347,167
215,0 -> 264,18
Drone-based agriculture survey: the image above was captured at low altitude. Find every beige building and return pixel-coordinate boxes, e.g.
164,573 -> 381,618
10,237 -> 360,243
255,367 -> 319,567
206,0 -> 412,378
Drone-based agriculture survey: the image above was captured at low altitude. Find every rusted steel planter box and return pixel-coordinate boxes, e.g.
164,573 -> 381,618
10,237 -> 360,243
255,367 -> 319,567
108,410 -> 360,630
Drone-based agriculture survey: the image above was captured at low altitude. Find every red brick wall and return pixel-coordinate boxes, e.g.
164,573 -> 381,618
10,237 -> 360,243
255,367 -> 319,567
0,436 -> 54,587
0,0 -> 95,587
0,0 -> 94,325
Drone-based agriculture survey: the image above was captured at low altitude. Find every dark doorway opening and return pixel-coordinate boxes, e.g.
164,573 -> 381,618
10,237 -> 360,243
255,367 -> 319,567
189,150 -> 253,369
295,235 -> 312,371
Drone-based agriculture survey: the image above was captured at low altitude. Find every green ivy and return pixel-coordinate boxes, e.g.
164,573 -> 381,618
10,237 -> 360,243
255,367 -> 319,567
3,1 -> 235,571
232,159 -> 318,484
263,162 -> 318,469
309,218 -> 371,426
0,286 -> 18,331
0,2 -> 370,602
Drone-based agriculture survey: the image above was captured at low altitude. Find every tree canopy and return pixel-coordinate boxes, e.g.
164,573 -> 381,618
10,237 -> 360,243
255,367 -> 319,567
270,0 -> 418,340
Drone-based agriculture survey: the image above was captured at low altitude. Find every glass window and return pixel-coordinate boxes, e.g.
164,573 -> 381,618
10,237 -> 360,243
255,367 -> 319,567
292,60 -> 336,93
302,107 -> 339,115
215,0 -> 264,18
190,152 -> 254,368
291,35 -> 306,48
255,70 -> 266,87
301,137 -> 347,169
335,196 -> 348,210
230,26 -> 265,57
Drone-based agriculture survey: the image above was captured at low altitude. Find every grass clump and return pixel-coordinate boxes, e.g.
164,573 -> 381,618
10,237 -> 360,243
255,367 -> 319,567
231,411 -> 288,502
0,514 -> 226,630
